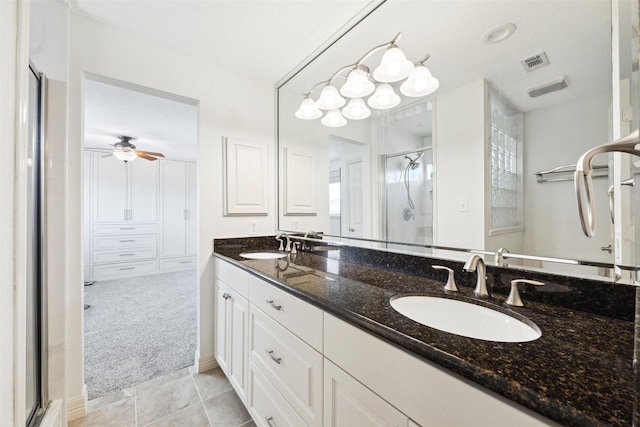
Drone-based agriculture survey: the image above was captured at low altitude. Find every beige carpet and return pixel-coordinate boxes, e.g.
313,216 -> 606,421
84,270 -> 197,400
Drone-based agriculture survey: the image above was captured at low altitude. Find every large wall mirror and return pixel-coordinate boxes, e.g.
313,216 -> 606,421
277,0 -> 639,279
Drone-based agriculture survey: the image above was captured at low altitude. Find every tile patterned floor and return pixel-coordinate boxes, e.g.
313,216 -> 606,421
69,366 -> 256,427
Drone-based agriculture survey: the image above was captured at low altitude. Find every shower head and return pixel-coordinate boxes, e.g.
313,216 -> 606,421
405,152 -> 423,169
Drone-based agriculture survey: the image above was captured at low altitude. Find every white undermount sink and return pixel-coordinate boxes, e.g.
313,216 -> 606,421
239,251 -> 287,260
390,296 -> 541,343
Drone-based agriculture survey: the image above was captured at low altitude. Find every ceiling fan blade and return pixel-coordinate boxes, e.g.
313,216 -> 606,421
137,150 -> 165,158
137,152 -> 159,161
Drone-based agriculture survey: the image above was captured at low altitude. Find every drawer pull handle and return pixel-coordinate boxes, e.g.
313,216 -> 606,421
119,239 -> 135,242
265,299 -> 282,311
119,253 -> 135,256
119,228 -> 135,230
265,349 -> 282,364
120,267 -> 135,271
222,293 -> 231,300
265,416 -> 276,427
179,261 -> 191,264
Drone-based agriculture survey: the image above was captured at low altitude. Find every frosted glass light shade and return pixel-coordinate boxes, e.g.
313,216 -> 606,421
316,84 -> 346,110
367,84 -> 401,109
340,68 -> 375,98
321,109 -> 347,127
400,66 -> 440,97
342,98 -> 371,120
113,150 -> 137,162
373,47 -> 414,83
295,98 -> 322,119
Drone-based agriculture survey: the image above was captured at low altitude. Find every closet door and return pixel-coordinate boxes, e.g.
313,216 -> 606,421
92,152 -> 127,222
186,162 -> 197,256
159,160 -> 187,257
129,159 -> 158,223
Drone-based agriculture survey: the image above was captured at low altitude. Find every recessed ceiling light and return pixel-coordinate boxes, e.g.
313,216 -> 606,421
482,23 -> 516,44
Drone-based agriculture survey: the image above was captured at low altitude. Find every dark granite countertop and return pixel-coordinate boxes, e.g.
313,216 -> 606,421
213,237 -> 636,427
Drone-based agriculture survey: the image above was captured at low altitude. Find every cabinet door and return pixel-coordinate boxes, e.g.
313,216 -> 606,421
324,359 -> 408,427
228,288 -> 248,404
186,162 -> 197,256
214,280 -> 229,374
159,160 -> 187,257
92,152 -> 127,222
129,158 -> 158,223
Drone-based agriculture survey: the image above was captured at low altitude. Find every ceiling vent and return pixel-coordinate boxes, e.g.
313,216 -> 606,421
520,52 -> 550,72
527,76 -> 568,98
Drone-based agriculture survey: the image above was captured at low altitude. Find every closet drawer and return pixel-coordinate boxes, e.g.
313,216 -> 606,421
92,247 -> 157,264
249,306 -> 322,427
93,234 -> 157,250
250,275 -> 323,351
92,260 -> 158,281
92,223 -> 156,235
215,258 -> 249,298
159,257 -> 197,271
248,361 -> 308,427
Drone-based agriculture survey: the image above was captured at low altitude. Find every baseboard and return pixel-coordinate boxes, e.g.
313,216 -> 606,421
195,352 -> 218,373
40,399 -> 63,427
67,384 -> 87,421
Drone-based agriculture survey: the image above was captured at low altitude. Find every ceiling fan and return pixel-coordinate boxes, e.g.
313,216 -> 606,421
112,135 -> 165,162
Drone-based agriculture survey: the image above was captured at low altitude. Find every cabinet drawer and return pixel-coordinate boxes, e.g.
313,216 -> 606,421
92,260 -> 158,281
215,258 -> 249,298
93,234 -> 157,250
248,360 -> 308,427
250,275 -> 323,351
92,247 -> 157,264
92,223 -> 157,235
159,257 -> 197,271
249,306 -> 322,427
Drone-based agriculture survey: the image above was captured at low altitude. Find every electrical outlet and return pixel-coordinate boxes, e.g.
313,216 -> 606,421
249,220 -> 257,235
294,221 -> 299,230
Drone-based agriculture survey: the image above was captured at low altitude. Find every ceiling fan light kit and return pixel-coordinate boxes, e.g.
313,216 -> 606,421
295,33 -> 439,127
111,135 -> 166,162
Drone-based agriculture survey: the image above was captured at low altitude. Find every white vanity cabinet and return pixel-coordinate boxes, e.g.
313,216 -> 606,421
247,274 -> 323,427
214,259 -> 250,404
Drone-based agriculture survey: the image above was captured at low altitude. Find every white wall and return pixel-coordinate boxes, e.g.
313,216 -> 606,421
67,12 -> 276,416
434,79 -> 488,250
523,90 -> 612,262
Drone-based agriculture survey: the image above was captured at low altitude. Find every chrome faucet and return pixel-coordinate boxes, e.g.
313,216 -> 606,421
275,233 -> 284,251
463,255 -> 489,298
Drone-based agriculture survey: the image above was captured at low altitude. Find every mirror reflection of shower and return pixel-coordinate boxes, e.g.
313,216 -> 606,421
385,148 -> 433,248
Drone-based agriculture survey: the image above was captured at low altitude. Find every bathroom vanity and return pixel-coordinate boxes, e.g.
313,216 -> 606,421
213,236 -> 635,427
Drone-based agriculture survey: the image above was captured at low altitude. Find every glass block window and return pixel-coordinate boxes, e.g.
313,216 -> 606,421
490,104 -> 523,230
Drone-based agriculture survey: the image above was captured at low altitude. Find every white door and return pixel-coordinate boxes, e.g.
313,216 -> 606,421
324,359 -> 408,427
228,288 -> 248,404
92,152 -> 127,222
214,281 -> 229,374
344,160 -> 364,238
129,159 -> 158,223
186,162 -> 197,256
159,160 -> 187,257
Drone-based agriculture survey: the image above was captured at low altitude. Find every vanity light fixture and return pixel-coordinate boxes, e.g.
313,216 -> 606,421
295,33 -> 439,127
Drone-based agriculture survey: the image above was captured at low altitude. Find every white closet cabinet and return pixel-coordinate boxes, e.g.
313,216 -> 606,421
91,151 -> 157,223
159,159 -> 197,271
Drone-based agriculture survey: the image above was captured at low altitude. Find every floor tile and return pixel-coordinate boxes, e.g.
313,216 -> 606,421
136,375 -> 201,426
144,402 -> 211,427
68,397 -> 136,427
203,389 -> 251,427
135,366 -> 191,394
87,386 -> 136,412
192,367 -> 233,401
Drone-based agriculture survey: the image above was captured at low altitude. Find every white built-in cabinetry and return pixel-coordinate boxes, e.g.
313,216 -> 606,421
214,258 -> 559,427
84,149 -> 196,281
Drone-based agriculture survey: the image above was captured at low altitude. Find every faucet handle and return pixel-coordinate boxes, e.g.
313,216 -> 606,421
291,241 -> 300,254
432,265 -> 458,292
275,234 -> 284,251
505,279 -> 544,307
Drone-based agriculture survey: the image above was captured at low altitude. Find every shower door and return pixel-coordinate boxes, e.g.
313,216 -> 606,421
384,149 -> 433,248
